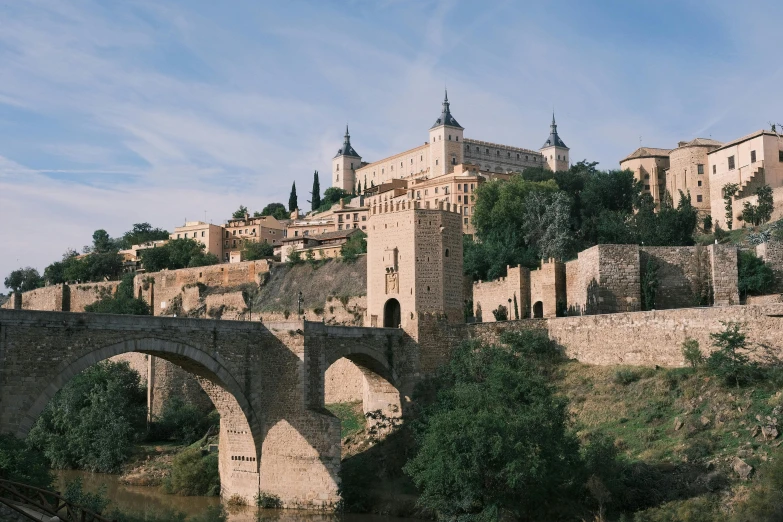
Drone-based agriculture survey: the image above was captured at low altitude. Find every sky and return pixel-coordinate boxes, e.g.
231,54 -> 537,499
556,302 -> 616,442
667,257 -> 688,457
1,0 -> 782,291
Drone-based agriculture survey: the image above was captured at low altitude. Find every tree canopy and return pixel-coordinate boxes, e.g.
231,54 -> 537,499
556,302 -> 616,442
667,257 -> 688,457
140,238 -> 219,272
256,202 -> 288,220
232,205 -> 249,219
84,273 -> 150,315
289,182 -> 298,212
241,240 -> 274,261
4,267 -> 43,292
117,223 -> 170,250
311,171 -> 321,211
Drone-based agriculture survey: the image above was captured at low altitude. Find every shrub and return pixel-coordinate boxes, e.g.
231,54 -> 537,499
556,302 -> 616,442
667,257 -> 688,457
63,478 -> 109,514
340,231 -> 367,262
287,250 -> 303,266
255,491 -> 282,508
681,338 -> 703,368
149,397 -> 218,444
164,446 -> 220,496
28,361 -> 147,473
738,250 -> 775,298
492,304 -> 508,321
613,368 -> 641,386
706,321 -> 760,386
0,434 -> 53,488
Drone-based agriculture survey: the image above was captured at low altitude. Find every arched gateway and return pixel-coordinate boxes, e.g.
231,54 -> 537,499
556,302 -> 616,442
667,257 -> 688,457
0,309 -> 413,510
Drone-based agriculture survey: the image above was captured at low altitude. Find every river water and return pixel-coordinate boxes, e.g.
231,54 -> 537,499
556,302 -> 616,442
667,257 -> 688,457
56,470 -> 414,522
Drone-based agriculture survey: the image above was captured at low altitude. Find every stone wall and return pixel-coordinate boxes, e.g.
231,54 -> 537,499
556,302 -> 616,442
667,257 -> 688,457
69,281 -> 119,312
530,260 -> 565,318
639,246 -> 711,309
324,358 -> 364,403
709,244 -> 740,305
472,265 -> 529,322
0,281 -> 119,312
756,240 -> 783,293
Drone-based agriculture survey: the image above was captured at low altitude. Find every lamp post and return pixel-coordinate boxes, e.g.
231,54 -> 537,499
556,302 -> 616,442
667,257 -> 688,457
298,291 -> 304,316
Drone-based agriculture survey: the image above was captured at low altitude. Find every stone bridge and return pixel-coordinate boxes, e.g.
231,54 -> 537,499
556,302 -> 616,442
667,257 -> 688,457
0,309 -> 416,509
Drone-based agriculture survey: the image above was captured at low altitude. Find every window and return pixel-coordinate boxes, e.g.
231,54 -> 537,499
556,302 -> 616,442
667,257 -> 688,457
751,150 -> 756,163
698,180 -> 702,187
448,135 -> 451,140
456,136 -> 459,142
697,164 -> 704,174
507,152 -> 511,158
445,248 -> 450,257
232,240 -> 236,247
464,207 -> 469,215
350,162 -> 354,169
644,174 -> 650,180
697,195 -> 703,202
779,150 -> 783,162
224,241 -> 229,247
485,148 -> 489,154
435,187 -> 438,194
336,164 -> 339,171
728,156 -> 735,170
410,158 -> 413,164
177,234 -> 180,238
452,157 -> 456,165
558,154 -> 561,160
464,218 -> 468,225
463,183 -> 468,192
201,231 -> 205,237
713,164 -> 717,174
458,195 -> 462,202
225,231 -> 229,238
435,160 -> 438,165
496,150 -> 500,156
644,185 -> 650,191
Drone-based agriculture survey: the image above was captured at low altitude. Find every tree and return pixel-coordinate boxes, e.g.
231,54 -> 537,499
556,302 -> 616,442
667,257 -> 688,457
139,238 -> 219,272
258,202 -> 288,220
738,250 -> 774,299
706,321 -> 758,386
91,229 -> 116,254
4,267 -> 43,292
84,273 -> 149,315
741,185 -> 774,226
319,187 -> 350,211
404,334 -> 580,520
242,240 -> 274,261
28,361 -> 147,473
0,434 -> 53,489
311,171 -> 321,211
289,182 -> 298,212
118,223 -> 169,249
340,231 -> 367,262
723,183 -> 739,230
357,181 -> 362,194
523,190 -> 574,260
232,205 -> 249,219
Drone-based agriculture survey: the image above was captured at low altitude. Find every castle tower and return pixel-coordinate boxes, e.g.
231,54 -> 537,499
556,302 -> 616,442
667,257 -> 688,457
540,113 -> 569,172
428,90 -> 464,177
366,206 -> 464,332
332,125 -> 362,192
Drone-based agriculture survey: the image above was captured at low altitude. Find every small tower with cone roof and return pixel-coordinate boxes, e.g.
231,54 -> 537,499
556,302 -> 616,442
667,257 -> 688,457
540,113 -> 569,172
428,90 -> 464,177
332,125 -> 362,192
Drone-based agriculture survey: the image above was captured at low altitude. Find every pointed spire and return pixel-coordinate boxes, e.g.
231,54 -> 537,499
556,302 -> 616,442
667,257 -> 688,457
541,111 -> 568,150
431,90 -> 462,129
335,124 -> 360,158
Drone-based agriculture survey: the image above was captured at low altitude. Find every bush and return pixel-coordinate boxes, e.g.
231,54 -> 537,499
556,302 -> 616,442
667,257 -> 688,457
492,304 -> 508,321
738,250 -> 775,298
164,447 -> 220,496
613,368 -> 641,385
403,338 -> 581,520
681,338 -> 703,368
340,231 -> 367,262
28,361 -> 147,473
706,321 -> 759,386
63,478 -> 109,514
241,240 -> 273,261
149,397 -> 218,444
256,491 -> 282,508
84,273 -> 150,315
0,434 -> 53,488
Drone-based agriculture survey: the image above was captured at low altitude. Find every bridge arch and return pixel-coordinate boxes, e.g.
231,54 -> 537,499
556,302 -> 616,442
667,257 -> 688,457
19,336 -> 263,502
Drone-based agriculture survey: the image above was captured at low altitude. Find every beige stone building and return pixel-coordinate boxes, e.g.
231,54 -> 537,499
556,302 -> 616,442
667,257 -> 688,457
331,92 -> 570,235
221,214 -> 286,263
171,221 -> 224,258
620,147 -> 671,206
278,229 -> 364,262
708,130 -> 783,229
666,138 -> 722,213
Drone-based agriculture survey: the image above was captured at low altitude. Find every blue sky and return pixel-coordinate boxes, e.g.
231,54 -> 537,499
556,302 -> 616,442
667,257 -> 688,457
1,0 -> 782,291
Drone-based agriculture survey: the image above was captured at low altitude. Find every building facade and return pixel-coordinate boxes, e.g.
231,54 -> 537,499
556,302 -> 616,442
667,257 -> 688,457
620,147 -> 671,206
666,138 -> 722,214
171,221 -> 224,258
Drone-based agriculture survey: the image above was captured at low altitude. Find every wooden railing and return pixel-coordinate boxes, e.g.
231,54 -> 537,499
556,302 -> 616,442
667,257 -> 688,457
0,479 -> 115,522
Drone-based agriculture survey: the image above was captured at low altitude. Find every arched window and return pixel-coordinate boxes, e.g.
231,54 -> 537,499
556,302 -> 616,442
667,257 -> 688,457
445,248 -> 450,257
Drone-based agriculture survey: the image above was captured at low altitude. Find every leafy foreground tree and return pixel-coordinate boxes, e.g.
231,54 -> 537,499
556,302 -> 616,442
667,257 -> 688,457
404,334 -> 583,520
140,238 -> 219,272
28,361 -> 147,473
340,230 -> 367,261
117,223 -> 170,250
84,273 -> 150,315
231,205 -> 249,219
0,434 -> 53,488
256,202 -> 288,220
241,240 -> 274,261
737,250 -> 775,300
4,266 -> 43,292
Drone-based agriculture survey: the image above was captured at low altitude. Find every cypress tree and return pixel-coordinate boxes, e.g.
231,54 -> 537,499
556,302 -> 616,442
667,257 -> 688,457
357,181 -> 362,194
289,182 -> 298,213
311,171 -> 321,211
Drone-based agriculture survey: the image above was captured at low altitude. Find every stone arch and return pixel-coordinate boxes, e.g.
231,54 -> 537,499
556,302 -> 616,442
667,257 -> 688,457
384,298 -> 401,328
533,301 -> 544,319
19,337 -> 263,502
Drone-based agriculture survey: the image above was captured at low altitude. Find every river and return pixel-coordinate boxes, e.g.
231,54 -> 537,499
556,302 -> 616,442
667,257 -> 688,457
56,470 -> 416,522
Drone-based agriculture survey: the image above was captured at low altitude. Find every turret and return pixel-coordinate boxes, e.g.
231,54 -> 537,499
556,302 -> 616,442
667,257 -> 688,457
428,90 -> 464,177
332,125 -> 361,191
540,113 -> 569,172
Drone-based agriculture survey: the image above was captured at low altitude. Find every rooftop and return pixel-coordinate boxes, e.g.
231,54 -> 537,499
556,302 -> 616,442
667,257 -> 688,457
707,130 -> 781,154
620,147 -> 672,162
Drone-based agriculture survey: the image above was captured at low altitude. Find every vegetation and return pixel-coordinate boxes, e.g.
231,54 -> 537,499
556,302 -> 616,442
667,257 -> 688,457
231,205 -> 248,219
140,238 -> 219,272
289,181 -> 298,212
255,202 -> 288,220
466,164 -> 699,281
0,434 -> 53,488
29,361 -> 147,473
311,170 -> 321,211
340,230 -> 367,261
681,338 -> 703,368
326,402 -> 366,438
116,223 -> 170,250
737,250 -> 775,299
3,266 -> 43,292
315,187 -> 352,213
163,446 -> 220,497
241,239 -> 274,260
150,396 -> 219,444
724,183 -> 739,230
741,184 -> 774,226
84,273 -> 150,315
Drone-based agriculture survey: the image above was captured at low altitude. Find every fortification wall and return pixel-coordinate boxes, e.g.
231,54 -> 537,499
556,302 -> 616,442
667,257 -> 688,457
639,246 -> 711,309
69,281 -> 119,312
324,358 -> 364,403
472,266 -> 529,322
709,244 -> 739,305
756,241 -> 783,293
6,285 -> 65,311
547,303 -> 783,366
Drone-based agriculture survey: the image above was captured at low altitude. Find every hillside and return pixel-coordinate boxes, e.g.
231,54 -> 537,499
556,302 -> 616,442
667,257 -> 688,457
252,256 -> 366,313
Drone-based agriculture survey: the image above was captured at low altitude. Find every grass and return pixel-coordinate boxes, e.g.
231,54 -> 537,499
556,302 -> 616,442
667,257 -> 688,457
556,361 -> 783,466
326,401 -> 366,438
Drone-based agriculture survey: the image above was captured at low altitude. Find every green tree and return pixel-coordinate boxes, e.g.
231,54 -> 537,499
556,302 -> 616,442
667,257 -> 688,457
258,202 -> 288,220
4,267 -> 43,292
404,336 -> 581,520
118,223 -> 169,249
140,238 -> 219,272
232,205 -> 248,219
311,171 -> 321,211
741,185 -> 774,226
522,190 -> 574,260
289,182 -> 298,212
634,191 -> 698,246
706,321 -> 758,386
738,250 -> 775,299
242,240 -> 274,261
164,447 -> 220,496
28,361 -> 147,473
723,183 -> 739,230
84,273 -> 149,315
318,187 -> 351,212
340,231 -> 367,262
0,434 -> 53,488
